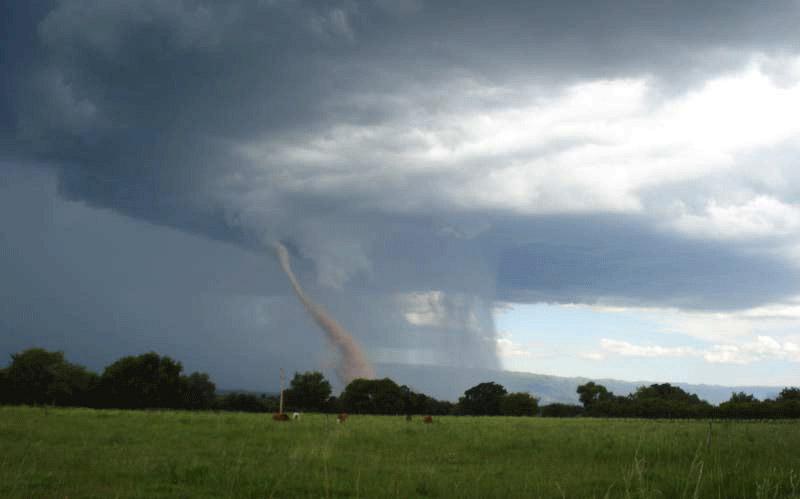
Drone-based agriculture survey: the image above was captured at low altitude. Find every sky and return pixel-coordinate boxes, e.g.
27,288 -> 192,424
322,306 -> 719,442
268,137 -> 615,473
1,0 -> 800,390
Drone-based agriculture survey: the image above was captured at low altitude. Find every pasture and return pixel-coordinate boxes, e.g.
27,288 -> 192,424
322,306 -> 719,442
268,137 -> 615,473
0,406 -> 799,498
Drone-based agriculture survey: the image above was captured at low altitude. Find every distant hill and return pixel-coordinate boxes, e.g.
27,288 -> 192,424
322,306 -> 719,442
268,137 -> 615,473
374,363 -> 783,405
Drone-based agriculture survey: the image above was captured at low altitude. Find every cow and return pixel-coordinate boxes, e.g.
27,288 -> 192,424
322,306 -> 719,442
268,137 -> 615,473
423,415 -> 433,424
272,413 -> 290,421
337,413 -> 349,423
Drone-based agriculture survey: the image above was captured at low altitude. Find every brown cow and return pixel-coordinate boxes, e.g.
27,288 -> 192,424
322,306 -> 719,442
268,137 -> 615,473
423,415 -> 433,424
272,413 -> 290,421
337,413 -> 349,423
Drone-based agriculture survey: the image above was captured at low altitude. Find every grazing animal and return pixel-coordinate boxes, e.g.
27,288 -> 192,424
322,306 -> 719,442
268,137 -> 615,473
272,413 -> 290,421
292,412 -> 300,420
423,415 -> 433,424
337,413 -> 349,423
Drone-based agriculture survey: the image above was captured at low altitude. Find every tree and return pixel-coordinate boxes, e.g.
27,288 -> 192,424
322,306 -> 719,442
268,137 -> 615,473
99,352 -> 185,409
182,372 -> 216,410
728,392 -> 757,404
395,385 -> 454,416
777,387 -> 800,402
718,392 -> 763,419
340,378 -> 406,414
326,395 -> 342,414
458,382 -> 507,415
4,348 -> 97,406
632,383 -> 702,404
0,367 -> 10,404
501,392 -> 539,416
577,382 -> 612,408
425,398 -> 456,416
285,371 -> 332,412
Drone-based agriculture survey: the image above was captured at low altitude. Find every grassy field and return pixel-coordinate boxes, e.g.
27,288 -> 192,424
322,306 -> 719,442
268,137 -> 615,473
1,406 -> 799,498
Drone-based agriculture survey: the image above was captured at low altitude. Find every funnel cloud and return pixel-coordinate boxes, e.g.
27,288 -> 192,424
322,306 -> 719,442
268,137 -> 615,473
274,242 -> 375,383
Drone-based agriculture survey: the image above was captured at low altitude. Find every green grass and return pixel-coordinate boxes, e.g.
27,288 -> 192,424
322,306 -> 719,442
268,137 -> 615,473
0,406 -> 799,498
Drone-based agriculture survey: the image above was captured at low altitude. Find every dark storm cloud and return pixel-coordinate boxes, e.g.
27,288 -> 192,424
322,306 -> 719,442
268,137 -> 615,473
3,0 -> 800,379
7,0 -> 800,154
0,165 -> 334,388
340,211 -> 800,310
488,215 -> 800,310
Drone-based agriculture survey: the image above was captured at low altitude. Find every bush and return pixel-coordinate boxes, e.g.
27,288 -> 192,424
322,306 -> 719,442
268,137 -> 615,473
182,372 -> 217,410
215,393 -> 277,413
541,403 -> 584,418
501,392 -> 539,416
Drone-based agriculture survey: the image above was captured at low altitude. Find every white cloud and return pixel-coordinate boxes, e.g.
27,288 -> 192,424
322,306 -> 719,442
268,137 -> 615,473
656,300 -> 800,343
492,301 -> 516,315
222,55 -> 800,291
495,336 -> 534,358
235,56 -> 800,227
599,338 -> 700,358
596,335 -> 800,365
704,336 -> 800,364
672,196 -> 800,240
493,331 -> 552,360
701,345 -> 747,364
656,310 -> 762,343
571,298 -> 800,343
396,290 -> 483,333
739,301 -> 800,320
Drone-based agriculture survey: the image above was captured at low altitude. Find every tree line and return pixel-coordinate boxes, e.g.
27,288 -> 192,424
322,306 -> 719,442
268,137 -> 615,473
0,349 -> 217,410
569,381 -> 800,419
2,348 -> 798,418
0,348 -> 538,416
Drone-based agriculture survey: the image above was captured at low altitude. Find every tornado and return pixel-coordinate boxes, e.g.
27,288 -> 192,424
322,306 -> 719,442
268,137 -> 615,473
274,242 -> 376,383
